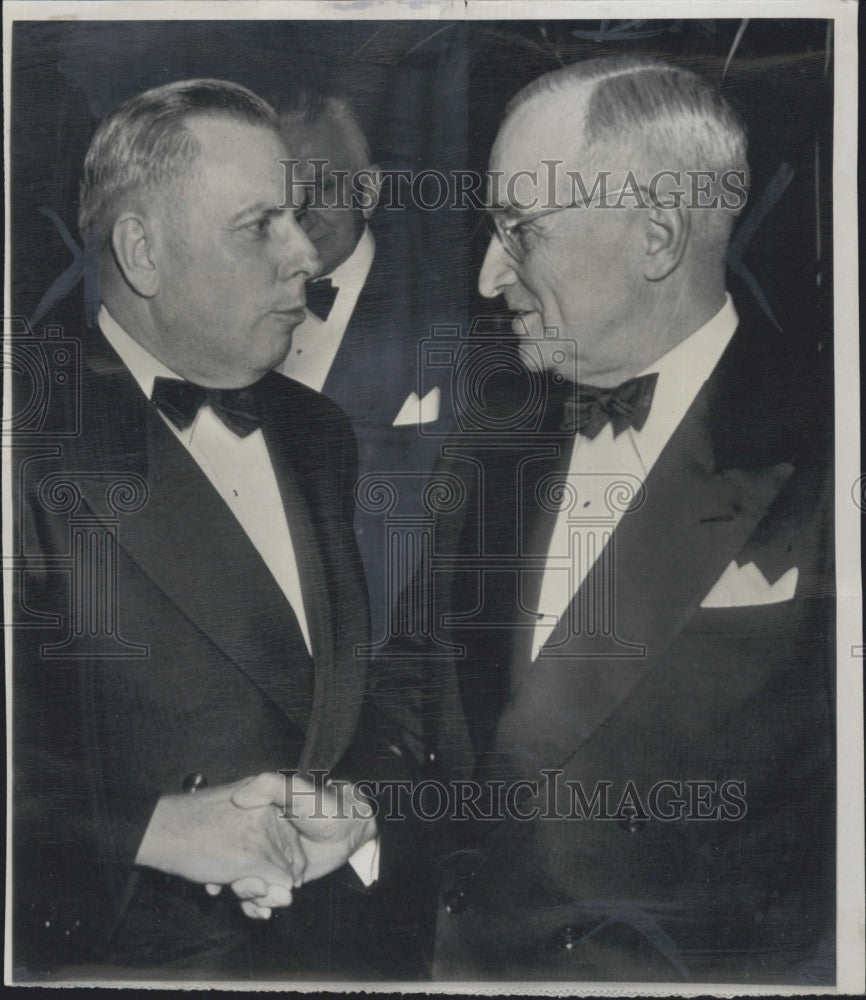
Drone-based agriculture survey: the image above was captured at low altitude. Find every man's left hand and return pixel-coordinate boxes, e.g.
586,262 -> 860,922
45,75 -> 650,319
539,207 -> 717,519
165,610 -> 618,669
208,771 -> 378,918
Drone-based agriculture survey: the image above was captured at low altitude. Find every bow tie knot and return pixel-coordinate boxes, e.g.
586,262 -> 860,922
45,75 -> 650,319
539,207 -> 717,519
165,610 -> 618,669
305,277 -> 338,321
559,372 -> 658,439
151,376 -> 264,438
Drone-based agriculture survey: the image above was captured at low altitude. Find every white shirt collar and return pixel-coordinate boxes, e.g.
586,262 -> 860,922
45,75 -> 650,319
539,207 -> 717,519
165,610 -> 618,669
532,294 -> 740,660
97,313 -> 315,654
98,304 -> 182,400
570,293 -> 739,474
634,292 -> 738,459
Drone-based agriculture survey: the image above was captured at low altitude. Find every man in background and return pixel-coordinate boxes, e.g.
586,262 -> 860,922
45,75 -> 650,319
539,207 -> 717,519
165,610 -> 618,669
278,91 -> 455,646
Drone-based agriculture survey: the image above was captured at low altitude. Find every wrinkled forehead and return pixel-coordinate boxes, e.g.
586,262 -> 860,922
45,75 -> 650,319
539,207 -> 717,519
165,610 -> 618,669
488,87 -> 593,210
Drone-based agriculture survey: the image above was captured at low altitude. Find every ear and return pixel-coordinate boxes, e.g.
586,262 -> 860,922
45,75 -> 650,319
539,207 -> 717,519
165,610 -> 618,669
110,212 -> 159,297
641,202 -> 689,281
359,163 -> 381,219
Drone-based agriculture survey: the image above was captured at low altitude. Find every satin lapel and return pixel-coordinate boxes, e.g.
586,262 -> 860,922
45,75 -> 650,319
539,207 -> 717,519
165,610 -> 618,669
492,379 -> 794,780
69,353 -> 315,734
258,374 -> 369,770
443,434 -> 572,761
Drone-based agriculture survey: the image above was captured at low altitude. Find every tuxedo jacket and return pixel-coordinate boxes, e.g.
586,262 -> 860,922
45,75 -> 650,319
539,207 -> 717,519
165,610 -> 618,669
11,324 -> 429,979
397,312 -> 835,983
317,217 -> 458,645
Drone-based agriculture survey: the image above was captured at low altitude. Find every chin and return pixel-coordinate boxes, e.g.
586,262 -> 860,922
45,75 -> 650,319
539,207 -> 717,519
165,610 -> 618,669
269,339 -> 294,369
518,339 -> 577,383
319,252 -> 347,275
517,338 -> 542,373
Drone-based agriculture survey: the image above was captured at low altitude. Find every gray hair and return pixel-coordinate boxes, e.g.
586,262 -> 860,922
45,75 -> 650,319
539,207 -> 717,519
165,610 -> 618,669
278,90 -> 373,173
78,78 -> 278,239
507,56 -> 749,246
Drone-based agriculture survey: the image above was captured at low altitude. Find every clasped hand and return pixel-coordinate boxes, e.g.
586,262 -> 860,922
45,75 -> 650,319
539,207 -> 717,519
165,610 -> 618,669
136,772 -> 377,919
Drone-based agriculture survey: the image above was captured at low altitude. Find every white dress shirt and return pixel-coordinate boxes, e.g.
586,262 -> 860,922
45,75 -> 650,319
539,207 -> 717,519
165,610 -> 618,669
531,295 -> 739,661
100,305 -> 314,656
278,226 -> 375,391
99,305 -> 379,883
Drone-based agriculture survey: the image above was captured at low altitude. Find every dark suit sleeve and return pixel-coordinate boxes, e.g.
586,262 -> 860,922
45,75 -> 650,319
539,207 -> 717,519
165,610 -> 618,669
12,490 -> 162,966
324,394 -> 426,817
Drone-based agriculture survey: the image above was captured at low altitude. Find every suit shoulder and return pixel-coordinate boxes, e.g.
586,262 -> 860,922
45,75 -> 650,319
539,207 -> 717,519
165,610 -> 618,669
709,312 -> 830,469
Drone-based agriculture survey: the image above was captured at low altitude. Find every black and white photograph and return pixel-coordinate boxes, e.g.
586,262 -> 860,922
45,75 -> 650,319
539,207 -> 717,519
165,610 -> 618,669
3,1 -> 862,991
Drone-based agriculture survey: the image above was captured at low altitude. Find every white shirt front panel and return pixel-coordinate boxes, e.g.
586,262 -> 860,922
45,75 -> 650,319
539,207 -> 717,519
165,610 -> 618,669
531,295 -> 739,660
99,305 -> 313,656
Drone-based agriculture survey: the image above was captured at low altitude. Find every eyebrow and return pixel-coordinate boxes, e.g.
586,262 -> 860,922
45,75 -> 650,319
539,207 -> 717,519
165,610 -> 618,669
227,203 -> 285,227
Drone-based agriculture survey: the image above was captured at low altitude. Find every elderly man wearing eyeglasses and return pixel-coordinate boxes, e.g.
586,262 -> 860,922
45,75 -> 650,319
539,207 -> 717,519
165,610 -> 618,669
395,54 -> 834,984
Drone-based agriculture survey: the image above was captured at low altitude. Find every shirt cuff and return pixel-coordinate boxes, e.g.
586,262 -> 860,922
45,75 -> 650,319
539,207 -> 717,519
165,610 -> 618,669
348,835 -> 380,887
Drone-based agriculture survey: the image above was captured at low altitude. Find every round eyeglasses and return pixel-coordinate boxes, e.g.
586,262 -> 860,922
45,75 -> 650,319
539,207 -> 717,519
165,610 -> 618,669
485,185 -> 645,262
485,205 -> 579,263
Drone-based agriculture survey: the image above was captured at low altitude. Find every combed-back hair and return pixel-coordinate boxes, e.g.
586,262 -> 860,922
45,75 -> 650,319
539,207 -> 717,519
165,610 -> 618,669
78,78 -> 278,239
507,56 -> 749,245
507,55 -> 747,176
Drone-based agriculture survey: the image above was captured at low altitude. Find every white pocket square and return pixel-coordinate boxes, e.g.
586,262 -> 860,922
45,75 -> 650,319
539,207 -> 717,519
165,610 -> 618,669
700,560 -> 799,609
392,387 -> 440,427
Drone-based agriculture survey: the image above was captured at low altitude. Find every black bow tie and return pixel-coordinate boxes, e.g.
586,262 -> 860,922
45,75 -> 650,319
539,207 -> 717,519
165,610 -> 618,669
305,278 -> 338,321
151,376 -> 264,438
557,372 -> 659,439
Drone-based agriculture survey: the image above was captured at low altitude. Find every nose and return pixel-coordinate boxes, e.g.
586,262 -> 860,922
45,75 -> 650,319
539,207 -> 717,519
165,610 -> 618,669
276,214 -> 321,281
478,235 -> 517,299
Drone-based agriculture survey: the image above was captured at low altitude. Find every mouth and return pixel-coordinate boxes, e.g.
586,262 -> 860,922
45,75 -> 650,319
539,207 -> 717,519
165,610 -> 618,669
508,309 -> 540,336
272,306 -> 307,327
503,300 -> 537,317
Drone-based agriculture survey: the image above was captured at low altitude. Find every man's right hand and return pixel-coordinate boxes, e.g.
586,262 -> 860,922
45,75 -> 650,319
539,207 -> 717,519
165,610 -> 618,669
233,771 -> 378,885
211,772 -> 379,919
135,778 -> 306,899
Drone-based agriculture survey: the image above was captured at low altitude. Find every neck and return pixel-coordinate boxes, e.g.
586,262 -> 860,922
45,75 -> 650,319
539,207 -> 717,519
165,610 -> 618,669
102,288 -> 165,363
572,275 -> 726,388
654,289 -> 725,353
101,288 -> 259,388
634,270 -> 726,370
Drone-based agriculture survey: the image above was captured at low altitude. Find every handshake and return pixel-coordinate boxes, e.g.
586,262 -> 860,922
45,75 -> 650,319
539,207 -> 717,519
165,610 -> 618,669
135,771 -> 378,919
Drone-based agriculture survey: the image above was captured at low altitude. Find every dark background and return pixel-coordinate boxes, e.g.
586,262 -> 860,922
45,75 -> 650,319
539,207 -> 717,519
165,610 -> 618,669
11,18 -> 833,359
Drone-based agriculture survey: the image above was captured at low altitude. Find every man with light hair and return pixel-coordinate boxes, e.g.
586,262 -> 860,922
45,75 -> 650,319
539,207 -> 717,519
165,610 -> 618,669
408,55 -> 833,982
12,77 -> 423,978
